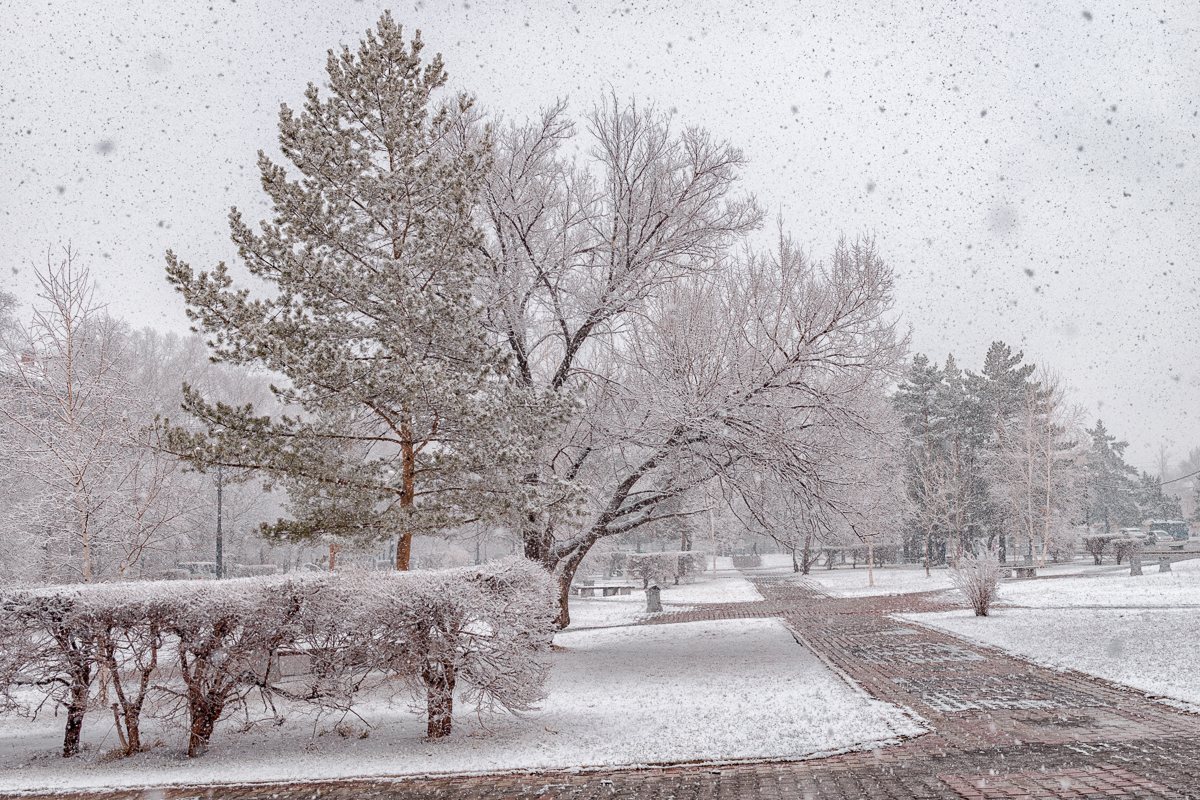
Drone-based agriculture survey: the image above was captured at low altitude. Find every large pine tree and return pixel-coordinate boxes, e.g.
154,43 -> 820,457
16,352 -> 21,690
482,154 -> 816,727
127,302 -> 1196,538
164,14 -> 561,567
1082,420 -> 1139,534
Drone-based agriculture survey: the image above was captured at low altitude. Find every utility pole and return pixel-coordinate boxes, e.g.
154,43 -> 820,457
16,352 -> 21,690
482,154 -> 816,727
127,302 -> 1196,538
216,463 -> 224,579
707,484 -> 718,577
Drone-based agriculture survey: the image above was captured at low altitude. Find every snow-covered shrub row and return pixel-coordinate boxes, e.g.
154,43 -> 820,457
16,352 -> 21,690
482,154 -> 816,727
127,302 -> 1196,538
613,551 -> 709,587
0,558 -> 556,758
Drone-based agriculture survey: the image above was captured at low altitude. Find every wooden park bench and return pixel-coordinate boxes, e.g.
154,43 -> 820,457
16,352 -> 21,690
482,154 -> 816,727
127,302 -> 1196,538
570,583 -> 636,597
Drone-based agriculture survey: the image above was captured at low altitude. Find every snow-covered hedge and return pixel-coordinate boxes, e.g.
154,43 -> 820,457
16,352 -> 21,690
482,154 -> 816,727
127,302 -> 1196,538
0,558 -> 556,757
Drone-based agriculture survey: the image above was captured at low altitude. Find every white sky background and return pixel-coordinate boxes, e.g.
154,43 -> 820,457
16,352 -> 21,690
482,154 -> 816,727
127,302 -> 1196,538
2,0 -> 1198,474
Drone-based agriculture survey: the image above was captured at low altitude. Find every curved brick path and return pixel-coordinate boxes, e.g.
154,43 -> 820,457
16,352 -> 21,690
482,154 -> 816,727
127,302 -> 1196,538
8,573 -> 1200,799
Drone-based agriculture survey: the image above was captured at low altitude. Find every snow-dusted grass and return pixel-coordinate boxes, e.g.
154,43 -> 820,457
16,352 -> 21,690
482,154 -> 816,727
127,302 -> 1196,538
0,618 -> 923,794
566,564 -> 764,630
900,558 -> 1200,709
997,557 -> 1200,608
784,556 -> 1198,601
804,565 -> 956,598
663,574 -> 764,605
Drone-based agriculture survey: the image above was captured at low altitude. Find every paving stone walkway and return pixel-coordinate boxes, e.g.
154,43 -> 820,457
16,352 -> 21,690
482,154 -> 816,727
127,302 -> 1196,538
8,573 -> 1200,799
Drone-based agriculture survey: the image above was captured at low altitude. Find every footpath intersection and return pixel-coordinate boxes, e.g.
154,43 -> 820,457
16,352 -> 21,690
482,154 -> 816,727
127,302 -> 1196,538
8,574 -> 1200,799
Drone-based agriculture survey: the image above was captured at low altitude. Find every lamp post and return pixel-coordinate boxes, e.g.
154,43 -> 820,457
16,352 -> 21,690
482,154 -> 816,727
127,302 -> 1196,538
215,463 -> 224,579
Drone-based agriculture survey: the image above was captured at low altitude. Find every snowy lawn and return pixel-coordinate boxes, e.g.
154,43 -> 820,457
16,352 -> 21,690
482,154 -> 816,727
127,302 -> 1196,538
900,559 -> 1200,709
996,557 -> 1200,608
803,565 -> 956,598
566,565 -> 763,630
790,557 -> 1200,601
0,617 -> 921,793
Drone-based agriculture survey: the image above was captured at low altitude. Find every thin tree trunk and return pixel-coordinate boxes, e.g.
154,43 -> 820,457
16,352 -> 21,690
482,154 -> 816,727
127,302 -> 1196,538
868,534 -> 875,587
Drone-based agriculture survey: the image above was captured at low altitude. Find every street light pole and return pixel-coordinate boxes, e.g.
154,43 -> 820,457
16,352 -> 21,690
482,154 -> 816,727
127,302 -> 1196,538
216,463 -> 224,579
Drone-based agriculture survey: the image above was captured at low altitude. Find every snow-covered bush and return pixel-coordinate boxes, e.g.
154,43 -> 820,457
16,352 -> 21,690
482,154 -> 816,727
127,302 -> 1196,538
167,579 -> 305,756
0,588 -> 97,757
306,559 -> 556,738
1083,533 -> 1115,565
1045,525 -> 1080,563
90,585 -> 173,756
950,550 -> 1001,616
0,558 -> 556,757
1112,537 -> 1140,566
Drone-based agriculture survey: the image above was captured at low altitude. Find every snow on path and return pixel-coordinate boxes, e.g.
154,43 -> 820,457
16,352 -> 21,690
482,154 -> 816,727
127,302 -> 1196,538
899,607 -> 1200,710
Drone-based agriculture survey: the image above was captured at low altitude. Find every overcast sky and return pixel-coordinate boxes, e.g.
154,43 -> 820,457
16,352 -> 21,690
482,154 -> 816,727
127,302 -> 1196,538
2,0 -> 1198,474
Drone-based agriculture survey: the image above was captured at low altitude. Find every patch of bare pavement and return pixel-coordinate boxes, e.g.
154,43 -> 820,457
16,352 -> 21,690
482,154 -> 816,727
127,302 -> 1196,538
7,575 -> 1200,799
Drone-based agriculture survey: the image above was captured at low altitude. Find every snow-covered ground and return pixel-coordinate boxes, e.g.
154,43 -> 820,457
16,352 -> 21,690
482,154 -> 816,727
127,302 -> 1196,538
0,569 -> 914,794
803,565 -> 956,598
785,556 -> 1198,602
997,558 -> 1200,608
565,560 -> 763,630
901,558 -> 1200,709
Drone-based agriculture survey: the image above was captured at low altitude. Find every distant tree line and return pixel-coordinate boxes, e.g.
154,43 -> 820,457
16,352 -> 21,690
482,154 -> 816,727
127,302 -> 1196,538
894,343 -> 1183,568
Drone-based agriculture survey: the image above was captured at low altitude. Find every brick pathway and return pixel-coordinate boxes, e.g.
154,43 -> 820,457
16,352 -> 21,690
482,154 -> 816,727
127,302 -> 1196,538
8,574 -> 1200,799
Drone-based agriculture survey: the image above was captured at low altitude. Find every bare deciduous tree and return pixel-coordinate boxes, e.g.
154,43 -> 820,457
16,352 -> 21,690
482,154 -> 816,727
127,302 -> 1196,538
989,368 -> 1084,567
0,250 -> 197,583
484,113 -> 907,625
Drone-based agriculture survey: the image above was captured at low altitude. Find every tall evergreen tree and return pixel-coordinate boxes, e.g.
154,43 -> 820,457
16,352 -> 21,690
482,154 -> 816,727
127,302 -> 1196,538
1135,472 -> 1183,522
970,341 -> 1037,450
893,354 -> 948,566
164,14 -> 563,568
967,341 -> 1038,557
1082,420 -> 1139,534
937,354 -> 990,561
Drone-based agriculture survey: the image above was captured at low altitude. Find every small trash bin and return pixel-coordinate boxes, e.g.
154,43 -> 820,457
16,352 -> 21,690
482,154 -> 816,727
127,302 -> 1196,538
646,584 -> 662,613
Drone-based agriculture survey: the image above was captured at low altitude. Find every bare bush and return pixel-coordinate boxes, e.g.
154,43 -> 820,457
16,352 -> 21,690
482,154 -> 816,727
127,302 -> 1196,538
950,550 -> 1001,617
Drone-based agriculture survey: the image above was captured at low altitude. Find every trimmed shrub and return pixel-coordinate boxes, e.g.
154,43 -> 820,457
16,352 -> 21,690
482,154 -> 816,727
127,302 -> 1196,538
0,558 -> 556,757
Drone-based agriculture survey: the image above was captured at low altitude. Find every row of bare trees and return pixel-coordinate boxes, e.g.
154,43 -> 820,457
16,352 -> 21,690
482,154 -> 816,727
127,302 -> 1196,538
0,252 -> 282,584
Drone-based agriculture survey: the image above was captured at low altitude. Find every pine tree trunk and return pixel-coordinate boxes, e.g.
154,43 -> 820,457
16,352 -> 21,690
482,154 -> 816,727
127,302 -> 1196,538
394,425 -> 416,571
395,532 -> 412,571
